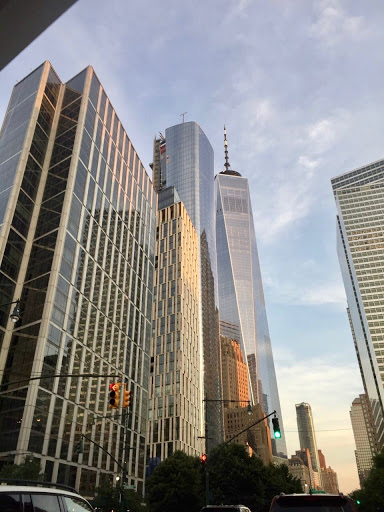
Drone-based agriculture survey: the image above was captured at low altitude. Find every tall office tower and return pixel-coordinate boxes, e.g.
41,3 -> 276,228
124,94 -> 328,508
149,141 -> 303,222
215,128 -> 286,456
0,62 -> 155,494
296,403 -> 322,488
152,122 -> 223,451
147,187 -> 201,461
350,394 -> 378,484
332,161 -> 384,451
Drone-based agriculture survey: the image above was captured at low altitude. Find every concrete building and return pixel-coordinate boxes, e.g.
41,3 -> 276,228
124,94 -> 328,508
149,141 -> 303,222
293,448 -> 320,491
224,403 -> 273,465
221,336 -> 250,406
215,128 -> 286,456
350,394 -> 378,484
296,403 -> 322,489
151,123 -> 223,452
321,467 -> 339,494
332,161 -> 384,450
0,62 -> 155,495
288,455 -> 309,492
147,187 -> 201,461
317,449 -> 339,494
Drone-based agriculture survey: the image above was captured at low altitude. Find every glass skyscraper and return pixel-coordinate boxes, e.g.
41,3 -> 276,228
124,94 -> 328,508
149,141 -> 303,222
332,160 -> 384,452
215,131 -> 286,456
296,402 -> 322,489
0,61 -> 155,495
152,121 -> 223,451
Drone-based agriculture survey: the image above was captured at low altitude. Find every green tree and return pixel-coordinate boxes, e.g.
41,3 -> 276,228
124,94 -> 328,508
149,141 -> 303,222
350,448 -> 384,512
94,480 -> 147,512
208,443 -> 302,512
0,455 -> 45,481
146,451 -> 204,512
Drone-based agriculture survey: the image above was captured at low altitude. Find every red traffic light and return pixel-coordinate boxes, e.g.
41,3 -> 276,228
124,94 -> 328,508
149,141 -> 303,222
200,453 -> 207,465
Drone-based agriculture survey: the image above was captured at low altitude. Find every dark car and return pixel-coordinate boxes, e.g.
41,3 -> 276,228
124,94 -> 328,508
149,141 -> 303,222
269,493 -> 358,512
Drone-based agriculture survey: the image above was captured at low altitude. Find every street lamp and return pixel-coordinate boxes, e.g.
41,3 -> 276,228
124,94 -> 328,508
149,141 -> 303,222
0,299 -> 21,323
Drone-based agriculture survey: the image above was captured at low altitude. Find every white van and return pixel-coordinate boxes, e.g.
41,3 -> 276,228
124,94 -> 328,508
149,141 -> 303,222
0,480 -> 94,511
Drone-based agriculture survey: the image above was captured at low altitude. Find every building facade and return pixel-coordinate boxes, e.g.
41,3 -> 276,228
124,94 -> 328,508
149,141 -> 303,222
152,122 -> 223,452
221,335 -> 250,406
288,455 -> 309,492
321,467 -> 339,494
296,403 -> 322,488
215,129 -> 286,456
332,161 -> 384,450
350,394 -> 377,484
0,62 -> 155,495
224,403 -> 273,465
147,188 -> 201,461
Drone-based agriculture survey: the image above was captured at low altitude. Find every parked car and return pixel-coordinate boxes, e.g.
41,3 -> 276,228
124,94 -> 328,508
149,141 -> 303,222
201,505 -> 252,512
0,479 -> 94,511
269,493 -> 358,512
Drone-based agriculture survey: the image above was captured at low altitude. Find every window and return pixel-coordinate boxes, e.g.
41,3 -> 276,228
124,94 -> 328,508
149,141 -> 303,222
63,496 -> 94,512
31,493 -> 61,512
0,493 -> 19,511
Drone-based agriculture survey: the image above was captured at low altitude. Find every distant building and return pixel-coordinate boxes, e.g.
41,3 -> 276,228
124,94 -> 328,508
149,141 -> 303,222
221,336 -> 250,406
350,394 -> 378,484
318,449 -> 326,470
321,466 -> 339,494
294,449 -> 320,491
0,0 -> 78,70
147,188 -> 201,460
295,403 -> 322,489
332,161 -> 384,450
288,455 -> 309,492
317,449 -> 339,494
224,403 -> 273,465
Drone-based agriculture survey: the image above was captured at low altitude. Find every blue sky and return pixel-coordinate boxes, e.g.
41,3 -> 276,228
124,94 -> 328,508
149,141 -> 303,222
2,0 -> 384,493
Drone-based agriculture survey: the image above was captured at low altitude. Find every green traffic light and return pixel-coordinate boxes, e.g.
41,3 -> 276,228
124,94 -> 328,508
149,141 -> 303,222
356,500 -> 361,505
274,431 -> 281,439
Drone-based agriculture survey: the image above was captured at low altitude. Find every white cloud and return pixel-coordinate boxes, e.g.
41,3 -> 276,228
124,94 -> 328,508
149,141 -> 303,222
309,1 -> 366,46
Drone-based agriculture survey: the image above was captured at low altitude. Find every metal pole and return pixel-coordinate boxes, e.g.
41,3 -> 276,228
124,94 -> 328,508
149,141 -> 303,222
205,392 -> 209,506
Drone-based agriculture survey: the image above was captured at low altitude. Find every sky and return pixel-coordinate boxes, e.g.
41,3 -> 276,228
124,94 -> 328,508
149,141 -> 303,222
1,0 -> 384,495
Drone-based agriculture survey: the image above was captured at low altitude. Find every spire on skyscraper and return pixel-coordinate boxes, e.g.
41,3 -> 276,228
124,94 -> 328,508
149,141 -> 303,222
221,125 -> 241,177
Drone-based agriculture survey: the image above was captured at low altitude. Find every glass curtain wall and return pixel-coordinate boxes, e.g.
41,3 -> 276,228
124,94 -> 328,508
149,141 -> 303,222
0,61 -> 155,495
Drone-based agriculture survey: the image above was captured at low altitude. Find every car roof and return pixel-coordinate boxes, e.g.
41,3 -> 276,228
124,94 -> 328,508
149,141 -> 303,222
0,485 -> 84,499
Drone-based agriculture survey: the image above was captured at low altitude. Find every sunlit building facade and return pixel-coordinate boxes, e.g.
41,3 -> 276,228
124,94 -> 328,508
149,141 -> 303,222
152,122 -> 223,452
0,62 -> 155,495
332,161 -> 384,451
215,130 -> 286,456
147,188 -> 201,460
350,394 -> 377,484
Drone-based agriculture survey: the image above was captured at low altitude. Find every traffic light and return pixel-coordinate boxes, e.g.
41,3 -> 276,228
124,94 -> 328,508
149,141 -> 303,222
76,439 -> 83,454
200,453 -> 207,467
123,389 -> 132,408
272,417 -> 281,439
109,383 -> 120,409
356,500 -> 361,506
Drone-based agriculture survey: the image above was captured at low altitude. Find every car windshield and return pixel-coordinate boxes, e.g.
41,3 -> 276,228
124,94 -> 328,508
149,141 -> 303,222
272,496 -> 353,512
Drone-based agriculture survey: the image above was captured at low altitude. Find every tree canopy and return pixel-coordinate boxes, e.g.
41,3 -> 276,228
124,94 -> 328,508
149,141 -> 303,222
350,448 -> 384,512
0,455 -> 45,481
146,444 -> 302,512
